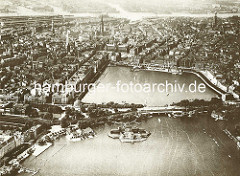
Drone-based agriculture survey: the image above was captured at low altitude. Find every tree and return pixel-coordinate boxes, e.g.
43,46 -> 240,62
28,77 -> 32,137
210,97 -> 222,106
131,107 -> 137,111
74,112 -> 84,120
114,108 -> 118,113
87,106 -> 94,113
235,125 -> 240,136
25,105 -> 33,116
81,106 -> 86,113
65,107 -> 72,116
31,109 -> 39,118
44,112 -> 53,120
178,100 -> 190,109
61,118 -> 68,128
89,111 -> 97,119
38,139 -> 46,146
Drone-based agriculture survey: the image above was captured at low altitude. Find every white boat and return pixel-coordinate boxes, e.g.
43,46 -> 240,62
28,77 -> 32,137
170,69 -> 179,75
131,67 -> 141,72
108,126 -> 151,139
108,126 -> 124,139
88,135 -> 94,139
172,111 -> 186,118
108,125 -> 151,143
119,132 -> 148,143
66,133 -> 84,141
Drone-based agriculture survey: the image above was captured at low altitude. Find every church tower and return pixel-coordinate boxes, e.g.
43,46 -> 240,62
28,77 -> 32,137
101,15 -> 104,35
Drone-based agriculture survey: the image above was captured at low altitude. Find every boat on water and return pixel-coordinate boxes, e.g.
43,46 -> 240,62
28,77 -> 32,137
171,110 -> 196,118
131,127 -> 151,138
119,132 -> 148,143
171,70 -> 178,75
66,127 -> 96,141
130,66 -> 142,72
131,68 -> 141,72
108,126 -> 151,143
108,126 -> 124,139
171,111 -> 187,118
133,68 -> 140,72
66,130 -> 84,141
178,71 -> 183,75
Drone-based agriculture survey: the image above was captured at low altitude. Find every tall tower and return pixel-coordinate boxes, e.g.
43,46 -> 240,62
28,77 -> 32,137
101,15 -> 104,35
0,22 -> 4,40
66,30 -> 69,46
111,27 -> 115,37
51,19 -> 55,34
214,12 -> 218,27
66,30 -> 70,53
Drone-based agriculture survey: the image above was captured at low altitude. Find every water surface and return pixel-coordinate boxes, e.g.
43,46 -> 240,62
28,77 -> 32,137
21,116 -> 240,176
82,67 -> 217,106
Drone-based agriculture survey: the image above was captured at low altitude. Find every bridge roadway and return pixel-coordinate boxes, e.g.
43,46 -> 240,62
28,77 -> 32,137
139,106 -> 186,115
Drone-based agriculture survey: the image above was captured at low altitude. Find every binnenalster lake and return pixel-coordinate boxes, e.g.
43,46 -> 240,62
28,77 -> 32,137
82,66 -> 217,106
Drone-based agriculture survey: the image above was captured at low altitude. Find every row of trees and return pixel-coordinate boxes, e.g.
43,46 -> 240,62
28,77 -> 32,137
172,98 -> 223,110
173,97 -> 240,127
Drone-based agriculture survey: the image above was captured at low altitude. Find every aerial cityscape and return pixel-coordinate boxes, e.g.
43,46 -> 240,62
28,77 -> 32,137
0,0 -> 240,175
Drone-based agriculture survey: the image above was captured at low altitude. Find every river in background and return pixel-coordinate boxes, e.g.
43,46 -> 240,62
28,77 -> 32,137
82,67 -> 217,106
1,11 -> 239,21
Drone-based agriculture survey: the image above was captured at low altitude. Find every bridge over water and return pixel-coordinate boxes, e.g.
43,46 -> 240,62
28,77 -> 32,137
138,106 -> 186,115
